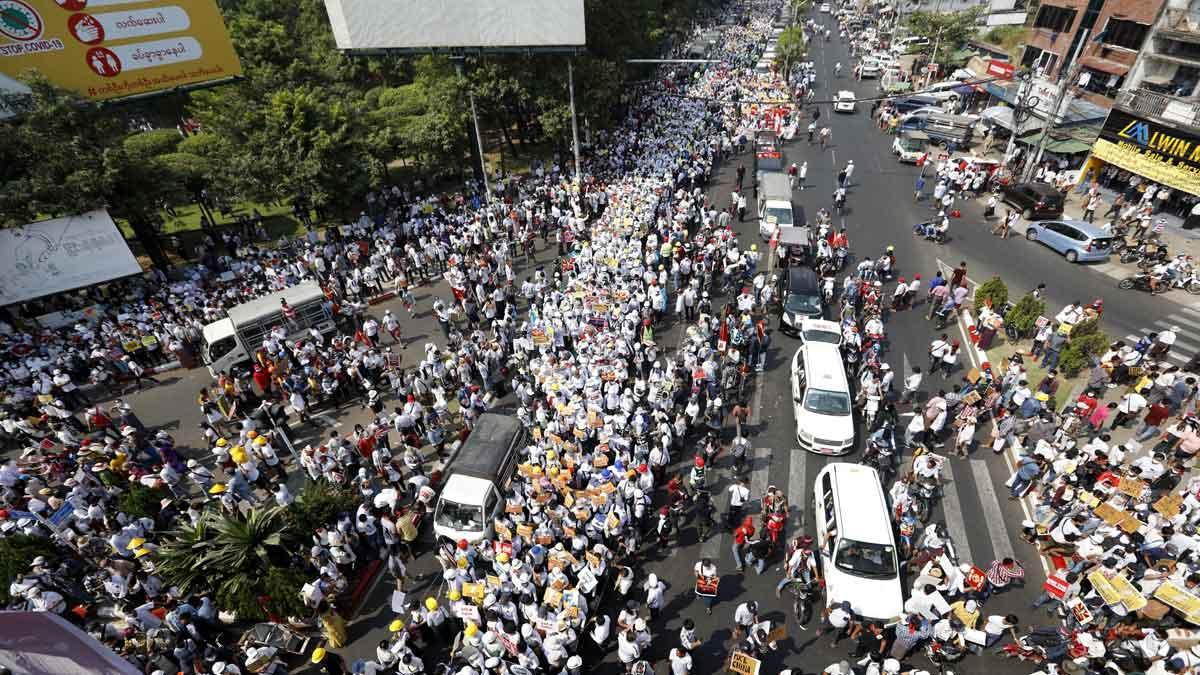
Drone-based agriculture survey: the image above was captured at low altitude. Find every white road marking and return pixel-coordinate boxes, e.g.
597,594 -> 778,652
970,459 -> 1016,564
938,460 -> 975,565
789,450 -> 808,529
749,447 -> 774,516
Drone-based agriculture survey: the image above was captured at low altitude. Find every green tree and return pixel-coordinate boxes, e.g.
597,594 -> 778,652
903,8 -> 986,65
0,535 -> 59,605
974,276 -> 1009,310
1058,319 -> 1109,377
775,26 -> 808,77
157,507 -> 299,619
286,480 -> 360,535
1004,294 -> 1047,341
117,484 -> 172,520
0,76 -> 174,270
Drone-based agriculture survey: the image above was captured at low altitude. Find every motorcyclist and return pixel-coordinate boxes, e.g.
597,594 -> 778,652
776,535 -> 820,596
834,62 -> 842,76
1149,260 -> 1172,294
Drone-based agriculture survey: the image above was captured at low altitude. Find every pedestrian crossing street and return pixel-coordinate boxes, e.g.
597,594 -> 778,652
695,444 -> 1031,574
1121,305 -> 1200,370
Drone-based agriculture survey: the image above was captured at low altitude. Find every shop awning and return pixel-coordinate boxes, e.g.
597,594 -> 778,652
1078,55 -> 1129,77
980,105 -> 1045,134
1017,122 -> 1104,154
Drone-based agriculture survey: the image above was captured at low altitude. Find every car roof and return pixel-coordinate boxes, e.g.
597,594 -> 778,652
802,343 -> 849,389
801,318 -> 841,333
450,413 -> 522,481
838,90 -> 855,97
788,267 -> 819,290
1021,182 -> 1059,195
1046,219 -> 1110,237
819,463 -> 892,542
442,474 -> 494,504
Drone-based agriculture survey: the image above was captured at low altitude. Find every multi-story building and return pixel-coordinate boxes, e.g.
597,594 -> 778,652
1080,0 -> 1200,213
893,0 -> 1028,26
1021,0 -> 1164,107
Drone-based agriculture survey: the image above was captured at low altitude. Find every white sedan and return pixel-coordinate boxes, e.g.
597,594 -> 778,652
820,3 -> 831,12
833,90 -> 856,113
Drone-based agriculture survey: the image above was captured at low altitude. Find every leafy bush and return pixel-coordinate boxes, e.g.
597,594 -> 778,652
974,276 -> 1009,310
261,567 -> 310,620
286,480 -> 360,535
1005,294 -> 1047,340
1059,319 -> 1109,377
117,484 -> 171,519
0,535 -> 59,604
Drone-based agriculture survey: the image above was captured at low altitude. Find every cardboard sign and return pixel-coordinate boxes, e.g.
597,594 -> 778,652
964,566 -> 988,592
1043,574 -> 1071,600
1118,477 -> 1146,498
495,523 -> 512,540
600,482 -> 617,494
1088,572 -> 1121,606
605,512 -> 620,530
543,587 -> 563,608
1155,494 -> 1184,518
536,534 -> 554,546
728,651 -> 762,675
565,605 -> 580,618
1109,574 -> 1147,611
456,602 -> 481,624
1118,514 -> 1144,534
1095,503 -> 1126,525
461,582 -> 486,603
516,524 -> 534,539
563,526 -> 576,538
1154,581 -> 1200,616
486,575 -> 502,588
1079,491 -> 1101,508
766,623 -> 788,644
592,455 -> 609,468
506,502 -> 525,514
696,576 -> 720,596
577,567 -> 599,594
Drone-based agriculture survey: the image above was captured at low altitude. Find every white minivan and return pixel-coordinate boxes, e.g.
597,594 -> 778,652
791,342 -> 855,454
813,463 -> 905,623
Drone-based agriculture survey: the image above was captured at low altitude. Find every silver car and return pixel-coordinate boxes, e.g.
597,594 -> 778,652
1024,219 -> 1114,263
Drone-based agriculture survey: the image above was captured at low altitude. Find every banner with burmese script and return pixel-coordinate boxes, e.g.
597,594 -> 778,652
0,0 -> 241,101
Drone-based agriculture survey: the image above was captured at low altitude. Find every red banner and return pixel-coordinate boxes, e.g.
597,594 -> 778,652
986,60 -> 1016,80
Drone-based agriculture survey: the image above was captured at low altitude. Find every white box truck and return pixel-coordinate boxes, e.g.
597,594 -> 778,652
201,280 -> 336,376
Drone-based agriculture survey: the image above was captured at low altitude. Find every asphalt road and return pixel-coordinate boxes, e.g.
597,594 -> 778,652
74,13 -> 1186,674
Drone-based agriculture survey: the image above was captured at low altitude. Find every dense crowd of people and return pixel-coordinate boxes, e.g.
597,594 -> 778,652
6,1 -> 1200,675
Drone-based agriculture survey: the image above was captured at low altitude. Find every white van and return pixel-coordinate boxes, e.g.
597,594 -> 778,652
813,463 -> 905,623
790,342 -> 854,454
891,36 -> 929,54
434,413 -> 526,544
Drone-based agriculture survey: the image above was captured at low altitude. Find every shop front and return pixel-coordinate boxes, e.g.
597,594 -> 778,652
1080,108 -> 1200,227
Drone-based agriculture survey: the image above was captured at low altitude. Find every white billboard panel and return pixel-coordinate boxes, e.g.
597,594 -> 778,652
0,209 -> 144,306
323,0 -> 586,50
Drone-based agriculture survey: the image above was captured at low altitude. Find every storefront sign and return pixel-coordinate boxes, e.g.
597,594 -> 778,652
1093,109 -> 1200,196
986,60 -> 1015,80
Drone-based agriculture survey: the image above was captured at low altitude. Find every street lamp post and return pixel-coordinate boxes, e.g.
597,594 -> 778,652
1021,28 -> 1091,182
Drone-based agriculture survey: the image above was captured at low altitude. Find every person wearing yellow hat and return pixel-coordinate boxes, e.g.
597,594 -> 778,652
309,644 -> 347,675
447,590 -> 461,602
464,621 -> 479,638
126,537 -> 145,550
424,597 -> 450,643
246,430 -> 258,440
389,619 -> 405,632
253,435 -> 267,446
209,483 -> 226,495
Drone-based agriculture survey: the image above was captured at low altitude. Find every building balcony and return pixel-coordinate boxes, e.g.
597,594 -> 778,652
1160,9 -> 1200,44
1116,88 -> 1200,132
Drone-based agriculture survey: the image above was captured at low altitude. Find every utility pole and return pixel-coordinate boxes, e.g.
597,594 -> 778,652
567,58 -> 583,185
1021,28 -> 1090,182
453,59 -> 493,210
1004,72 -> 1036,164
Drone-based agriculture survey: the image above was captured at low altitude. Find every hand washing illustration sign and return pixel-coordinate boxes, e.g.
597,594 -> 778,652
0,210 -> 144,306
0,0 -> 240,101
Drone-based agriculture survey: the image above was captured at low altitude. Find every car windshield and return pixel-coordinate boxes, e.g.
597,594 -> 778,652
785,292 -> 821,314
766,207 -> 793,226
803,329 -> 841,344
435,499 -> 484,531
835,539 -> 897,578
900,139 -> 924,151
804,388 -> 851,415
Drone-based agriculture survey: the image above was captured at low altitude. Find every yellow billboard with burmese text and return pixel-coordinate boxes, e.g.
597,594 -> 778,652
0,0 -> 241,101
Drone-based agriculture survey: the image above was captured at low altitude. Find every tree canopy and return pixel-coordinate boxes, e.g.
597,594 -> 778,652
902,8 -> 985,66
0,0 -> 715,268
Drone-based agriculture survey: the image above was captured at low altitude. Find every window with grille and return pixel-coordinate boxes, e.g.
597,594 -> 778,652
1103,18 -> 1149,50
1033,5 -> 1078,32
